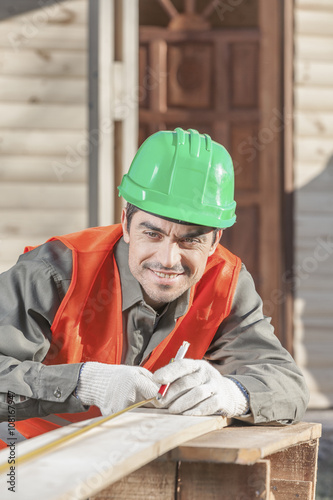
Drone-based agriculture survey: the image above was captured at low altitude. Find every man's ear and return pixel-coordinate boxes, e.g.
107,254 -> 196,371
208,229 -> 223,256
121,208 -> 130,243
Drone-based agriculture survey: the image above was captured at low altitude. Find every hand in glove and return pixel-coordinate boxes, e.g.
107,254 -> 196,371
76,362 -> 159,416
153,359 -> 249,417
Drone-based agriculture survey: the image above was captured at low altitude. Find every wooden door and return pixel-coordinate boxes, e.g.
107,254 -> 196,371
139,0 -> 286,346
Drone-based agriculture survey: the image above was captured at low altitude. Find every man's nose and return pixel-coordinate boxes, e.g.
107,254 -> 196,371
157,242 -> 181,269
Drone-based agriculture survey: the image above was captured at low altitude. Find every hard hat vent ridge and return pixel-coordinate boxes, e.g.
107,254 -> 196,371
175,127 -> 186,145
188,129 -> 201,158
204,134 -> 212,152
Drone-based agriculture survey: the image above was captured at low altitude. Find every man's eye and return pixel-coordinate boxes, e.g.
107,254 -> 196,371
182,238 -> 199,245
145,231 -> 159,238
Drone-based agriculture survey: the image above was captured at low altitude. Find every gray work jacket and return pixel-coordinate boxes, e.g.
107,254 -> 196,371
0,237 -> 309,424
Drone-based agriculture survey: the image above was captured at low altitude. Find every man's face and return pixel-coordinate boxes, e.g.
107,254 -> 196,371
121,209 -> 222,309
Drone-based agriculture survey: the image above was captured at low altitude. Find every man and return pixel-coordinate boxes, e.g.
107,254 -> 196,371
0,128 -> 309,447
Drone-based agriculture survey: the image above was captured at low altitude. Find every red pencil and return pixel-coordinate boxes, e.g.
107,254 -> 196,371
156,341 -> 190,400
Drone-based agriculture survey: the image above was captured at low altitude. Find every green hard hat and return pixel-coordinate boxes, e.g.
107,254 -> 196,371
118,128 -> 236,228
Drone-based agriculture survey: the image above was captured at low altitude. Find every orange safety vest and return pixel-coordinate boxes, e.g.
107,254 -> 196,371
8,224 -> 241,446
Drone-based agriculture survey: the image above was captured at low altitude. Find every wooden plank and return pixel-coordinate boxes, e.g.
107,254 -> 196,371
0,49 -> 86,76
307,392 -> 333,410
294,272 -> 333,288
295,89 -> 333,113
87,0 -> 99,227
0,409 -> 228,500
293,349 -> 333,372
295,60 -> 333,86
214,38 -> 229,123
167,422 -> 321,465
270,479 -> 312,500
0,156 -> 87,183
0,24 -> 87,50
167,42 -> 215,109
295,0 -> 333,8
292,324 -> 333,343
0,237 -> 57,261
97,0 -> 115,226
0,103 -> 86,129
269,439 -> 319,499
230,42 -> 259,108
295,314 -> 333,330
0,130 -> 86,155
293,273 -> 333,292
139,107 -> 260,124
295,326 -> 333,354
0,209 -> 87,237
293,259 -> 333,281
91,0 -> 139,226
273,439 -> 320,482
295,246 -> 333,268
296,164 -> 333,190
177,460 -> 270,500
0,0 -> 87,26
295,9 -> 333,36
282,0 -> 295,357
180,460 -> 269,500
296,368 -> 333,397
0,183 -> 86,209
295,137 -> 333,162
294,160 -> 331,189
257,0 -> 283,343
119,0 -> 139,178
139,26 -> 260,43
0,75 -> 86,104
296,233 -> 333,249
0,263 -> 18,274
149,39 -> 167,112
295,111 -> 333,139
296,192 -> 333,213
295,326 -> 333,348
294,292 -> 333,317
295,214 -> 333,238
295,35 -> 333,61
230,121 -> 260,189
91,460 -> 177,500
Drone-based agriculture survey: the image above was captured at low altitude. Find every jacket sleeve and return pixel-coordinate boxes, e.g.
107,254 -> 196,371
205,264 -> 310,424
0,241 -> 87,421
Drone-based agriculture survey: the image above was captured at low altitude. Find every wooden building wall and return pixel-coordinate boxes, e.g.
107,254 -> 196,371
293,0 -> 333,407
0,0 -> 88,273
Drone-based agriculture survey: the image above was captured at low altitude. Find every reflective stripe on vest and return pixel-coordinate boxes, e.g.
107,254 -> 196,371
42,415 -> 73,427
14,406 -> 102,441
0,422 -> 27,445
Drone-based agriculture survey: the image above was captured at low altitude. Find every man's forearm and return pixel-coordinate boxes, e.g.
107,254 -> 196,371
0,360 -> 86,420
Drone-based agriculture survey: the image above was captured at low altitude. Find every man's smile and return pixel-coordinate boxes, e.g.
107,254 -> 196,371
151,270 -> 184,280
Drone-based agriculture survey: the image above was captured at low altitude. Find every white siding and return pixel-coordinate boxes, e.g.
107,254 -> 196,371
294,0 -> 333,408
0,0 -> 88,273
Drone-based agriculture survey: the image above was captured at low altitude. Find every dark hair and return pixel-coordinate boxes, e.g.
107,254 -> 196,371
125,202 -> 220,245
125,203 -> 140,232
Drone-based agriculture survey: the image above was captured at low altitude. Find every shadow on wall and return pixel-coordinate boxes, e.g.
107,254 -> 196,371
293,154 -> 333,409
0,0 -> 68,21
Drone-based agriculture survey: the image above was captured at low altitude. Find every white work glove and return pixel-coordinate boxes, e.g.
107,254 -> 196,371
76,362 -> 160,416
153,359 -> 249,417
